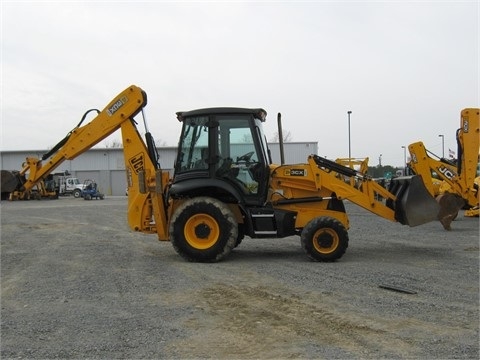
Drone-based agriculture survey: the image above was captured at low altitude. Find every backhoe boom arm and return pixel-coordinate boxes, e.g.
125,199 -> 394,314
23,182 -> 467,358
20,86 -> 148,190
12,85 -> 169,240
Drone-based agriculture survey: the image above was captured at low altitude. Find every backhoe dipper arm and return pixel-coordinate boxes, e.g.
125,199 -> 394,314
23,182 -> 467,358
456,108 -> 480,202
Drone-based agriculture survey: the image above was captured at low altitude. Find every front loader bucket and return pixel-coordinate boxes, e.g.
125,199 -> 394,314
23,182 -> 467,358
387,175 -> 440,227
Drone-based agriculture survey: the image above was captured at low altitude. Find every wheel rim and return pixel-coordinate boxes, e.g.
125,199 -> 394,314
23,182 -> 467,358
184,213 -> 220,249
312,228 -> 339,254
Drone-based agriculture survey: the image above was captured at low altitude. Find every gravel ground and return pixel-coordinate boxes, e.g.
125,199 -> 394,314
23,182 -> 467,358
1,196 -> 479,359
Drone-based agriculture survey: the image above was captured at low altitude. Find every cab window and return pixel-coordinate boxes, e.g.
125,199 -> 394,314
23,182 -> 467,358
217,117 -> 263,194
177,116 -> 209,171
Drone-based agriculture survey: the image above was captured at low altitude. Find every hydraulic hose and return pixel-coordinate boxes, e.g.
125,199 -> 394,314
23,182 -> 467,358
42,109 -> 100,160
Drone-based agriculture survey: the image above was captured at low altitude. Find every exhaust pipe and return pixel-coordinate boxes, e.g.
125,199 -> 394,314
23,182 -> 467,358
277,113 -> 285,165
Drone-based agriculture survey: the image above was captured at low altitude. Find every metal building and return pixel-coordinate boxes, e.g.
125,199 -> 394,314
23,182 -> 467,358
1,142 -> 318,196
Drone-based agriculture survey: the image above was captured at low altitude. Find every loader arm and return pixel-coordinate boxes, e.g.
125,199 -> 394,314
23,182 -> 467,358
270,155 -> 439,229
15,85 -> 169,239
309,155 -> 438,226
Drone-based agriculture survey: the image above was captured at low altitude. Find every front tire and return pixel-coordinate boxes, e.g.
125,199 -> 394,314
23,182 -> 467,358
301,217 -> 349,262
73,189 -> 81,198
170,197 -> 238,262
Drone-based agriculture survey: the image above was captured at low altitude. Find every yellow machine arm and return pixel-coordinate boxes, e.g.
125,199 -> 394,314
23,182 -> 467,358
270,155 -> 439,229
407,108 -> 480,227
14,85 -> 169,239
408,142 -> 459,196
408,108 -> 479,207
20,86 -> 147,186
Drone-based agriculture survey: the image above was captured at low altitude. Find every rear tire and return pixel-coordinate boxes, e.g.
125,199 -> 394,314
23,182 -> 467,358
170,197 -> 237,262
301,217 -> 349,262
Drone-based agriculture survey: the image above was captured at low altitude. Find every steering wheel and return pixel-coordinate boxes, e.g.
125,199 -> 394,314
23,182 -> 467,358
236,151 -> 255,163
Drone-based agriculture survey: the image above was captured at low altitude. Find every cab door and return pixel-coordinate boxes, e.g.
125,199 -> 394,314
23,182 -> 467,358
216,116 -> 269,205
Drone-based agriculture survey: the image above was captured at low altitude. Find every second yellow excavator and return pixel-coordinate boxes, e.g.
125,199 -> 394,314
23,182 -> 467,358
407,108 -> 479,230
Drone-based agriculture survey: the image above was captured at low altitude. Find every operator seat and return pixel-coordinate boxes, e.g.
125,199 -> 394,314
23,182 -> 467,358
216,157 -> 235,177
194,148 -> 209,169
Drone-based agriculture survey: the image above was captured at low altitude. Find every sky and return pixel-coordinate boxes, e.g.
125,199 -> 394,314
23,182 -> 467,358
1,0 -> 478,167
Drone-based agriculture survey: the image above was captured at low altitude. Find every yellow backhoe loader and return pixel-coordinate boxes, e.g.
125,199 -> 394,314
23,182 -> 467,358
334,157 -> 369,187
1,85 -> 440,262
407,108 -> 479,230
0,170 -> 57,200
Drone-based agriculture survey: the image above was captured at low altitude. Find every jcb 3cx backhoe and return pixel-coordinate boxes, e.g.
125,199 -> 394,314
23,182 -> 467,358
407,108 -> 479,230
2,85 -> 440,262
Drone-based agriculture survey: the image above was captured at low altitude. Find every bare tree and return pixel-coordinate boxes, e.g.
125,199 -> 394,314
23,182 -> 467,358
155,138 -> 167,147
270,130 -> 293,143
103,137 -> 168,148
103,139 -> 123,148
241,134 -> 253,143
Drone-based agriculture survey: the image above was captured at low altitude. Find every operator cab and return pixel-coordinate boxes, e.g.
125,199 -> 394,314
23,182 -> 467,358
172,108 -> 271,205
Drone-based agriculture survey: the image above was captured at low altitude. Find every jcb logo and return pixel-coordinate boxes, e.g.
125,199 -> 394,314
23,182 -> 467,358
284,168 -> 306,176
438,165 -> 455,180
107,96 -> 128,116
129,153 -> 144,174
462,118 -> 469,133
411,153 -> 418,164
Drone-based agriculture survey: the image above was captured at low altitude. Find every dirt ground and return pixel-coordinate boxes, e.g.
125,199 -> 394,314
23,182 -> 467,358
1,197 -> 479,359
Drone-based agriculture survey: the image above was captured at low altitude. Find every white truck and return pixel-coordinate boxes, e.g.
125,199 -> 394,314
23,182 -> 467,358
51,172 -> 86,198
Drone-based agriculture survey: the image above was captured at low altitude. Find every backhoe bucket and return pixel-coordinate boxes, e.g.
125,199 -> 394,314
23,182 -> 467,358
387,175 -> 440,227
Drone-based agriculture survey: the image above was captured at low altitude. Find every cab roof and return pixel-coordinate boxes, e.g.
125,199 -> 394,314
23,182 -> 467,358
176,107 -> 267,122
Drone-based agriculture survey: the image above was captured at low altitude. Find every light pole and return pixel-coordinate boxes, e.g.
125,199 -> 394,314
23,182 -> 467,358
438,134 -> 445,158
401,145 -> 407,175
347,111 -> 352,159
